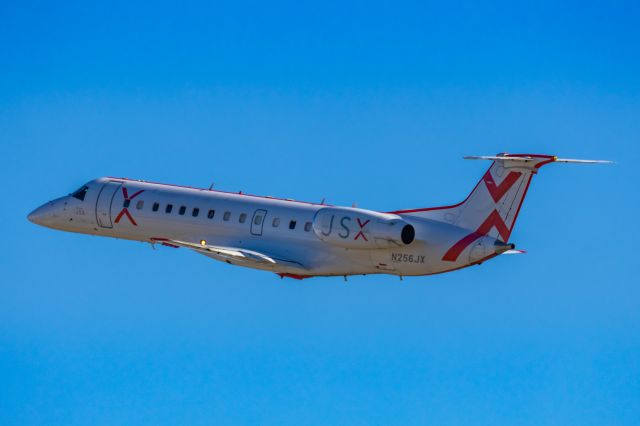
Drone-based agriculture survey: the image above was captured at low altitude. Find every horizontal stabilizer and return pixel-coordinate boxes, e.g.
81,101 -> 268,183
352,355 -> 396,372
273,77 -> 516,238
464,154 -> 612,164
553,158 -> 613,164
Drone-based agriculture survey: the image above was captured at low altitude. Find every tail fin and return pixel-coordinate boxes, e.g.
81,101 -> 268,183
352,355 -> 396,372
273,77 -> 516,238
392,154 -> 610,255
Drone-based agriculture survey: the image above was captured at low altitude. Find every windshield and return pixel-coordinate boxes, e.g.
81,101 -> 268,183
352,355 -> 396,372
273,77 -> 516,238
70,185 -> 89,201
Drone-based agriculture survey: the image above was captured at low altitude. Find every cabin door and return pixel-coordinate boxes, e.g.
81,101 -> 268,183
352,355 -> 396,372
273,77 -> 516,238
95,181 -> 122,228
251,209 -> 267,236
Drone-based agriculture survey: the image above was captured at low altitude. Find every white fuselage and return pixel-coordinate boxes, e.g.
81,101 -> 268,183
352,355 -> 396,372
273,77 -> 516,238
29,155 -> 604,279
28,177 -> 505,278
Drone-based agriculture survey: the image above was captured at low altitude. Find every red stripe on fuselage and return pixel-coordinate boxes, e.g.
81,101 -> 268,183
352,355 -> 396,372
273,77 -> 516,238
442,210 -> 511,262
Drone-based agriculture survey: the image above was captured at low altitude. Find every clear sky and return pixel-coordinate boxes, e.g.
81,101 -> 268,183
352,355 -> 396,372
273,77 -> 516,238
1,1 -> 639,425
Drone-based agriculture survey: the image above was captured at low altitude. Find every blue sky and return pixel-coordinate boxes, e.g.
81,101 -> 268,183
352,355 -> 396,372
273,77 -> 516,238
1,1 -> 639,424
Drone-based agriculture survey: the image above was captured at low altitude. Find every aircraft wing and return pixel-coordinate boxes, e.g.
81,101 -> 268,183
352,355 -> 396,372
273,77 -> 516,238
165,239 -> 306,270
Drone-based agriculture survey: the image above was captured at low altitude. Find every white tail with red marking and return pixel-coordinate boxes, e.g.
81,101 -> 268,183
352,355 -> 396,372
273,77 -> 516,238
393,154 -> 610,262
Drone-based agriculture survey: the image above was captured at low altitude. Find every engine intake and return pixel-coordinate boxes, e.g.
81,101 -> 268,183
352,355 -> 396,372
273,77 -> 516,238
401,224 -> 415,245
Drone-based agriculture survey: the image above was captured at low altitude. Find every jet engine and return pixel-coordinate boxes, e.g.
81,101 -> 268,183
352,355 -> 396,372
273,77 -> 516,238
312,207 -> 415,249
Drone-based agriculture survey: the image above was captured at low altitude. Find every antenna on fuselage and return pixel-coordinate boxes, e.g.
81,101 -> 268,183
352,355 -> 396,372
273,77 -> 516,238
320,197 -> 326,205
208,182 -> 215,190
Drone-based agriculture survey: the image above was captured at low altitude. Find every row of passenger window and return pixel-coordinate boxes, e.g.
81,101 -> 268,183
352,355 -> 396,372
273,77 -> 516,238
129,200 -> 312,231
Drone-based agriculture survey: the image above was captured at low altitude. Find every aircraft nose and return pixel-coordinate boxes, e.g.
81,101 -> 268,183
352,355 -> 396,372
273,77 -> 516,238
27,202 -> 56,226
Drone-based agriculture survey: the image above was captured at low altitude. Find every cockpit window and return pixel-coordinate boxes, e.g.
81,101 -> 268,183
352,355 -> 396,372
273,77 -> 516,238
70,185 -> 89,201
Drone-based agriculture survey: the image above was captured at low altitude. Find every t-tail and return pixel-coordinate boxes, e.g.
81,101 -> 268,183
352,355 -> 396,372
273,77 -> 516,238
391,153 -> 611,262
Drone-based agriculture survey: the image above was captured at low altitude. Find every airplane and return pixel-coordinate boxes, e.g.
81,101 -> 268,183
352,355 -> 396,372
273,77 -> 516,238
28,153 -> 610,280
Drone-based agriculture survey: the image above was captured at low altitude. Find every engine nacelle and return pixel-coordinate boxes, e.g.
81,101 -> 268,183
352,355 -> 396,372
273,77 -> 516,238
312,207 -> 415,249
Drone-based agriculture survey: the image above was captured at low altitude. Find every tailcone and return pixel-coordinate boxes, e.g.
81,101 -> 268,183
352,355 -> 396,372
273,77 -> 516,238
494,241 -> 515,255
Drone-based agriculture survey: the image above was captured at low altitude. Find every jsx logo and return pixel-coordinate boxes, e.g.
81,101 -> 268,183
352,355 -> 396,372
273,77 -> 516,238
442,169 -> 522,262
114,187 -> 144,226
355,218 -> 370,241
320,215 -> 369,241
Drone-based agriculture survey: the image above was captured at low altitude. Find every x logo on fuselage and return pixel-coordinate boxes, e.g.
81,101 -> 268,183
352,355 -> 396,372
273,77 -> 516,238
114,187 -> 144,226
355,218 -> 370,241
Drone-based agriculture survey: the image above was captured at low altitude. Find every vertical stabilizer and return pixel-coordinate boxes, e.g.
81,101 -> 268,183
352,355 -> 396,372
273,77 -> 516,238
390,153 -> 610,262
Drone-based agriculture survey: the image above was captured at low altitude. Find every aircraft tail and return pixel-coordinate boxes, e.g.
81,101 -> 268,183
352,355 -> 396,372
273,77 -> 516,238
391,154 -> 610,261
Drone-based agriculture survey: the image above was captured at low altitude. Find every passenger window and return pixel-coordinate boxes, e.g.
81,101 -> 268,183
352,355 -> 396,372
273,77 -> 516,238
272,218 -> 280,227
239,213 -> 247,223
254,215 -> 263,225
207,209 -> 215,219
179,206 -> 186,215
152,202 -> 159,212
289,220 -> 297,230
136,200 -> 144,210
192,208 -> 199,217
165,204 -> 173,213
304,222 -> 312,232
123,199 -> 131,208
223,211 -> 231,221
70,185 -> 88,201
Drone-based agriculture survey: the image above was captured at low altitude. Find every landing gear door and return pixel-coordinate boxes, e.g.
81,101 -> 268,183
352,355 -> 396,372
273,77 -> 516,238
251,209 -> 267,236
95,181 -> 122,228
